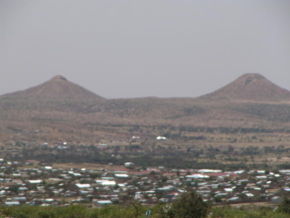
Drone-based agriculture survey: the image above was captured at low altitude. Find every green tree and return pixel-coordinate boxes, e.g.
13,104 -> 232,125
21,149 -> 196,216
278,197 -> 290,214
167,191 -> 210,218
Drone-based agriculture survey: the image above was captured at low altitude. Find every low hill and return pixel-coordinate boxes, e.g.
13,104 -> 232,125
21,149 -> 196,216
0,75 -> 105,112
200,73 -> 290,101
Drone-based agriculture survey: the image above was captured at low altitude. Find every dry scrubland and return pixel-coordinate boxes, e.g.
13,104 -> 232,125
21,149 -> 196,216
1,74 -> 290,169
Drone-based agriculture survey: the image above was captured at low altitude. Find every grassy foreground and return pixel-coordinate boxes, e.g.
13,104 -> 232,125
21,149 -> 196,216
1,192 -> 290,218
0,205 -> 290,218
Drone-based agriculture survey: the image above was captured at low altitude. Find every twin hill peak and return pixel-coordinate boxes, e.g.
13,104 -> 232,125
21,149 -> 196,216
33,72 -> 290,103
1,73 -> 290,104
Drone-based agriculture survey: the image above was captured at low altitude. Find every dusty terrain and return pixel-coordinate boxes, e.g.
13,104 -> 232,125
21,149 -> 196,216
1,73 -> 290,145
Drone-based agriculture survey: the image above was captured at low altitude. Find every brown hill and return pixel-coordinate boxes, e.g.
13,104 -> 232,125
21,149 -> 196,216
0,75 -> 105,112
200,73 -> 290,101
2,75 -> 104,101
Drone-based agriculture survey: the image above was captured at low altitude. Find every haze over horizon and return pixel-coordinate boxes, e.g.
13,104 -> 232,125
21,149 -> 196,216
1,0 -> 290,98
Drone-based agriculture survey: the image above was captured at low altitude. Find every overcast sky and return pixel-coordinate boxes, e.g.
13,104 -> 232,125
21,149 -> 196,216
0,0 -> 290,98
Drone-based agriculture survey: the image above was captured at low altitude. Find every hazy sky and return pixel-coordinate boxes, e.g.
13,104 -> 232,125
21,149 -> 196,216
1,0 -> 290,98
